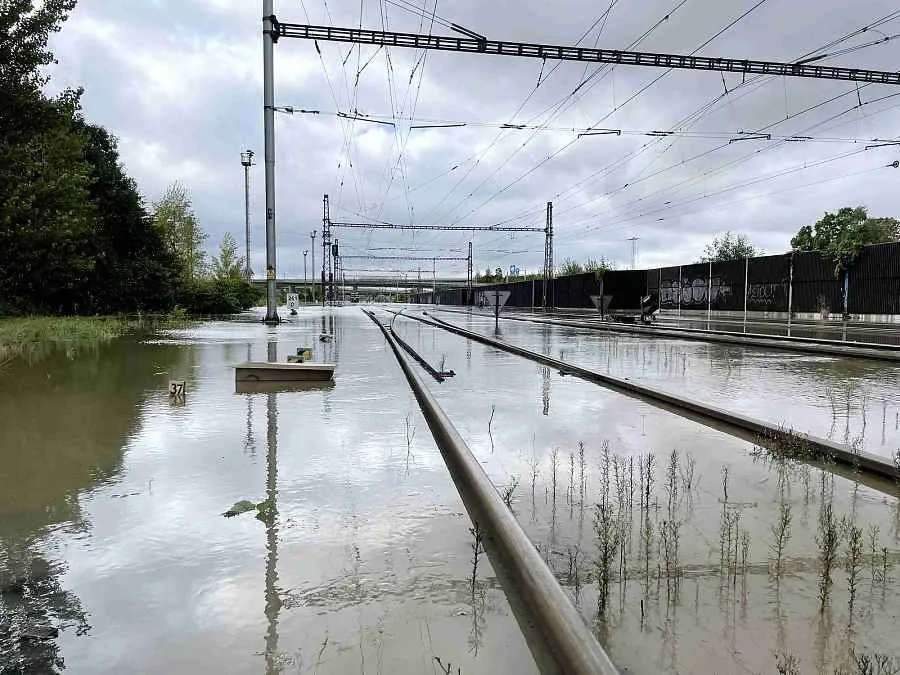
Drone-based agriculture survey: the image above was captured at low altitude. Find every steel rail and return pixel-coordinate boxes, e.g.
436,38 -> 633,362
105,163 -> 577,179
438,307 -> 900,362
362,309 -> 620,675
393,309 -> 899,483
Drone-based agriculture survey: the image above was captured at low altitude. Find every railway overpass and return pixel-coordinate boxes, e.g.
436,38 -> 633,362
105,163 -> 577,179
251,276 -> 471,293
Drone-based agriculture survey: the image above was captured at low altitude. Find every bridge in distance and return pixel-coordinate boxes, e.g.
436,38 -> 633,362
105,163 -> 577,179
252,276 -> 471,291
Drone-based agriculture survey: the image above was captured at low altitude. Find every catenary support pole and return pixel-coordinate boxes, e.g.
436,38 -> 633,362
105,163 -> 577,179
707,261 -> 712,325
262,0 -> 278,323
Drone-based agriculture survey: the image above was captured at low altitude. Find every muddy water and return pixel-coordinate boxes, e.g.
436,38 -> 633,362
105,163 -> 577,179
0,310 -> 536,674
3,305 -> 899,674
432,308 -> 900,458
391,309 -> 900,673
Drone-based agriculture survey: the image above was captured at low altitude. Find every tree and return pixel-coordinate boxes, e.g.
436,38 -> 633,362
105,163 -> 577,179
76,121 -> 181,312
791,206 -> 899,274
1,0 -> 79,141
584,257 -> 614,273
0,97 -> 97,313
558,258 -> 584,276
698,232 -> 759,263
152,182 -> 207,281
211,233 -> 244,280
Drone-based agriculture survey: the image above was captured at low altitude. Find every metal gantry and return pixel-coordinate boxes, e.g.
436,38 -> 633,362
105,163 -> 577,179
275,22 -> 900,85
258,5 -> 900,319
327,210 -> 548,306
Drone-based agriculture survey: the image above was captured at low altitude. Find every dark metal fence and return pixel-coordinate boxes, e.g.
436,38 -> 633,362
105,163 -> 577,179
424,241 -> 900,317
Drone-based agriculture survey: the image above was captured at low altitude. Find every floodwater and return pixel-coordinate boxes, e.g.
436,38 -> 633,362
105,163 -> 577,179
507,307 -> 900,346
1,305 -> 899,674
434,308 -> 900,458
0,310 -> 536,674
391,307 -> 900,673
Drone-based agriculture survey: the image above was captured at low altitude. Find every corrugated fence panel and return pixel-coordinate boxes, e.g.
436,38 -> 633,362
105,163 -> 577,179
849,242 -> 900,315
746,254 -> 789,312
601,270 -> 645,310
659,266 -> 681,309
678,263 -> 711,309
710,259 -> 746,311
791,251 -> 841,314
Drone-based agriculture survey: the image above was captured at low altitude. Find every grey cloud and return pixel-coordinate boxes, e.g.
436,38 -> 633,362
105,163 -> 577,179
46,0 -> 900,278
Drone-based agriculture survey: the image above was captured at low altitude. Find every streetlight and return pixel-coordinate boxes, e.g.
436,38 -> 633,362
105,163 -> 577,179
240,149 -> 255,281
303,250 -> 308,301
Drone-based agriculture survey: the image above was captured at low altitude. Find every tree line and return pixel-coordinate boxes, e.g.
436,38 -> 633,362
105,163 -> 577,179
699,207 -> 899,273
0,1 -> 260,316
474,257 -> 613,283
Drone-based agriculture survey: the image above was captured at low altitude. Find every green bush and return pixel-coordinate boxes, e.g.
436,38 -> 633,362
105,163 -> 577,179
177,279 -> 262,315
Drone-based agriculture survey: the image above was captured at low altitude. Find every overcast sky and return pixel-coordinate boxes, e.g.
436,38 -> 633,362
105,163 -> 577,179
46,0 -> 900,279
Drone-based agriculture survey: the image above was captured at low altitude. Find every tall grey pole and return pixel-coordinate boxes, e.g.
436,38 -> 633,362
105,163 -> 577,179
303,250 -> 308,298
262,0 -> 279,323
241,150 -> 254,281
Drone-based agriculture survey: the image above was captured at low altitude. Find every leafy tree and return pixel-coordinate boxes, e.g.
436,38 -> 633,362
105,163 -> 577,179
584,257 -> 614,273
76,121 -> 181,312
559,258 -> 584,275
0,0 -> 79,141
152,182 -> 207,281
211,233 -> 245,280
0,97 -> 96,313
698,231 -> 759,263
791,206 -> 899,275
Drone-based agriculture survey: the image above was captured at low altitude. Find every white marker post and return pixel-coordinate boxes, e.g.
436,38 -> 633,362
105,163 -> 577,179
481,290 -> 511,331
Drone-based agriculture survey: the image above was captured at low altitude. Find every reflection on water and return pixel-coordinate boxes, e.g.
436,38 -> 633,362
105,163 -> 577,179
0,340 -> 185,672
0,309 -> 538,674
388,309 -> 900,673
438,310 -> 900,457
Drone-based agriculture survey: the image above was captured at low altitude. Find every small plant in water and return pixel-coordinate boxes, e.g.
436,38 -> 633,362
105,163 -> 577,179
845,522 -> 864,617
501,475 -> 520,510
679,451 -> 697,494
775,651 -> 801,675
817,502 -> 841,611
550,446 -> 560,506
770,501 -> 793,578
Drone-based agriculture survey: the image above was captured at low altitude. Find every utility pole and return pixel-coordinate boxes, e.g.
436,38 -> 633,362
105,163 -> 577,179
309,231 -> 317,303
261,0 -> 278,323
322,194 -> 331,307
627,236 -> 640,270
543,201 -> 554,310
240,150 -> 255,281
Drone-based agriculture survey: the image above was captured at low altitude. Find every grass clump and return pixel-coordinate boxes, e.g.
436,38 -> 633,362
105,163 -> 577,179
0,314 -> 191,364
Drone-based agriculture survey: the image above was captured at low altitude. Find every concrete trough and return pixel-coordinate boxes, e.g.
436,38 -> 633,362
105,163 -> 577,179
234,361 -> 335,383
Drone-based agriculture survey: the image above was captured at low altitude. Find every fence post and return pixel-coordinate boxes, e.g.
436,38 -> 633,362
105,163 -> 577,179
707,261 -> 712,323
787,253 -> 794,325
743,256 -> 749,330
843,269 -> 849,317
678,266 -> 682,316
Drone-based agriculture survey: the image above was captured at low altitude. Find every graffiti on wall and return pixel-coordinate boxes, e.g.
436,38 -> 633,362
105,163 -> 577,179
746,282 -> 782,307
659,277 -> 733,307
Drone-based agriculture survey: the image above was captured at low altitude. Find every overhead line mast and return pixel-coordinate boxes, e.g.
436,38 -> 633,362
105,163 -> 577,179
259,7 -> 900,318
